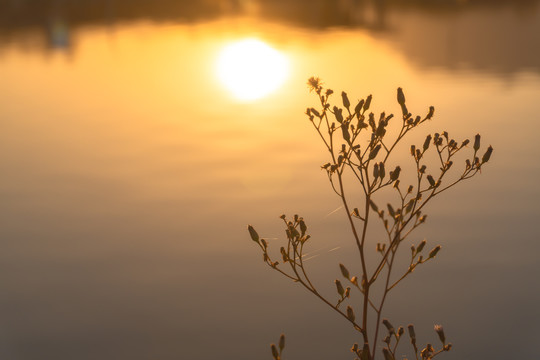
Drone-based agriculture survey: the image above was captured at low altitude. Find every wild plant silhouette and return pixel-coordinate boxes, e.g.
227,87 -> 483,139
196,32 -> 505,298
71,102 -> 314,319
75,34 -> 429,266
248,77 -> 493,360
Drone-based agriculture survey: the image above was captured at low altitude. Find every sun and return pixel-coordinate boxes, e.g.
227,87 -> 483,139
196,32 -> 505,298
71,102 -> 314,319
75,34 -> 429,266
216,39 -> 290,101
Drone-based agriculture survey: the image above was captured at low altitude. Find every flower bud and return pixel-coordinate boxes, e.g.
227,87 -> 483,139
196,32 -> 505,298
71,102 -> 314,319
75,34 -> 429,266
416,239 -> 426,254
390,166 -> 401,181
369,144 -> 381,160
363,95 -> 372,111
299,220 -> 307,236
342,91 -> 350,109
473,134 -> 481,152
382,348 -> 395,360
368,113 -> 376,131
397,87 -> 406,105
248,225 -> 259,243
382,319 -> 395,334
482,145 -> 493,163
279,333 -> 285,351
373,163 -> 380,178
369,200 -> 379,212
423,135 -> 432,151
427,175 -> 436,187
339,263 -> 350,279
387,204 -> 395,218
334,106 -> 343,123
429,245 -> 441,258
408,324 -> 416,343
355,100 -> 364,115
347,306 -> 356,322
379,162 -> 386,179
397,88 -> 408,116
426,106 -> 435,119
271,344 -> 279,359
434,325 -> 446,345
335,279 -> 345,296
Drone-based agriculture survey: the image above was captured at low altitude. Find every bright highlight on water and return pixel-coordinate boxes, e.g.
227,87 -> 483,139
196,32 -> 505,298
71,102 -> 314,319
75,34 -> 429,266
216,39 -> 289,101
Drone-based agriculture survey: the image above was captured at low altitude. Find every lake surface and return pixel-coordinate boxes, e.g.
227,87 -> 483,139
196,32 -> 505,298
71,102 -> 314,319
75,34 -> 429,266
1,1 -> 539,359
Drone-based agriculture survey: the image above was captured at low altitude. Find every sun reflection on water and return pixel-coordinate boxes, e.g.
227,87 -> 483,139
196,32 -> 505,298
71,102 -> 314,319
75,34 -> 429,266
215,38 -> 290,102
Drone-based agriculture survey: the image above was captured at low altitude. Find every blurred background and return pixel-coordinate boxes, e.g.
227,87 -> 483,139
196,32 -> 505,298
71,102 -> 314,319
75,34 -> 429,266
0,0 -> 539,359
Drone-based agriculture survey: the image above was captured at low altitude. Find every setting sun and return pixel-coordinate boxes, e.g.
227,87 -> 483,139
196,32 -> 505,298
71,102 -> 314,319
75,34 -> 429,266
216,39 -> 289,101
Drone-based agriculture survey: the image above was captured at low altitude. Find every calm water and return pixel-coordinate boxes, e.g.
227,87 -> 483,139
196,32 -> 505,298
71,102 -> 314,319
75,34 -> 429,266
1,1 -> 539,359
